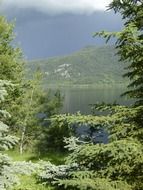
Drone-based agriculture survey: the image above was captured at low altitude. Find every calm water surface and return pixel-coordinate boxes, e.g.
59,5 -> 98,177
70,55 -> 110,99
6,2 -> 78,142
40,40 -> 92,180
50,87 -> 133,143
60,88 -> 132,114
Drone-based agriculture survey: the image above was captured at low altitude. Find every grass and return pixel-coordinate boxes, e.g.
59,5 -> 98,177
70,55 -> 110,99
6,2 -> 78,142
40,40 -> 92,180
6,149 -> 67,164
13,175 -> 54,190
6,149 -> 67,190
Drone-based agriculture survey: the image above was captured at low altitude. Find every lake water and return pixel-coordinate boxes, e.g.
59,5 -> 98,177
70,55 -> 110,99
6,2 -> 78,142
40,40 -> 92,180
52,87 -> 133,143
60,87 -> 132,114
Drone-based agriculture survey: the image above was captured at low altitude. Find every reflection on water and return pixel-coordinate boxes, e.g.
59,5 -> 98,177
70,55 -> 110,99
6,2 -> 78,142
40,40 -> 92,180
60,88 -> 132,114
50,87 -> 133,143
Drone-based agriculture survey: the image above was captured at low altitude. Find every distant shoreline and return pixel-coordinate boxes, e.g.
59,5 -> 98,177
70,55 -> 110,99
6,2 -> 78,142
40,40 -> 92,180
43,83 -> 128,89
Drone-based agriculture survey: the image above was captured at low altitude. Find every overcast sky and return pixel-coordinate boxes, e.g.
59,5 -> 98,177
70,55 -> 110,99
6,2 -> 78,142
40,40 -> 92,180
0,0 -> 123,60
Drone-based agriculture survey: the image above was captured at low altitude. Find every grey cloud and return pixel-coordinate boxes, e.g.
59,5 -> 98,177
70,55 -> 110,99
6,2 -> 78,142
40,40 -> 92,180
12,10 -> 122,59
1,0 -> 112,15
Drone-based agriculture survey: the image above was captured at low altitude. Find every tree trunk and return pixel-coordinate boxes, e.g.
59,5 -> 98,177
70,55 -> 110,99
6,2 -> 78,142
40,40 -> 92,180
19,126 -> 26,155
19,86 -> 34,154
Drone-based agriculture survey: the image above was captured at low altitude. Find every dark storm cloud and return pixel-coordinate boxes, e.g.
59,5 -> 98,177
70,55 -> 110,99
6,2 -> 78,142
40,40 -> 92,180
0,6 -> 123,60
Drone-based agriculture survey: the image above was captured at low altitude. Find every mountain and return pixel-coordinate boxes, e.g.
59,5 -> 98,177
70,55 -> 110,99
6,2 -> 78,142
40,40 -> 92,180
27,45 -> 127,88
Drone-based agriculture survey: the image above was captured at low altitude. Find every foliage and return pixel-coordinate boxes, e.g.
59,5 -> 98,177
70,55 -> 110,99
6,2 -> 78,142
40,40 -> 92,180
39,103 -> 142,189
34,2 -> 143,190
38,161 -> 78,184
36,117 -> 73,153
36,1 -> 143,189
0,80 -> 19,190
63,136 -> 87,151
0,17 -> 23,82
0,82 -> 39,188
30,87 -> 63,153
50,104 -> 143,143
1,1 -> 143,190
94,0 -> 143,106
0,17 -> 36,190
38,132 -> 142,190
0,16 -> 61,190
16,71 -> 47,153
0,16 -> 62,154
0,16 -> 25,129
28,46 -> 127,87
56,177 -> 131,190
12,70 -> 63,154
0,14 -> 63,189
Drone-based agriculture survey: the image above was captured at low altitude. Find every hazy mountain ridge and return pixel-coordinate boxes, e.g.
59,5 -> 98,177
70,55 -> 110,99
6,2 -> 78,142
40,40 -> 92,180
27,45 -> 127,87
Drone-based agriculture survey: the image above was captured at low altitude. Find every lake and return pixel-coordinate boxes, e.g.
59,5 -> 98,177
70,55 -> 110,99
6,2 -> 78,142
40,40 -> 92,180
52,87 -> 133,143
60,87 -> 132,114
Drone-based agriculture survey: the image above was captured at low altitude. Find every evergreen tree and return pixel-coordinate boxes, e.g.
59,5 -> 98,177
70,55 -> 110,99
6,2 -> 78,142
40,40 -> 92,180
94,0 -> 143,134
38,105 -> 143,189
95,0 -> 143,105
37,1 -> 143,189
0,17 -> 62,154
0,16 -> 25,129
0,80 -> 19,190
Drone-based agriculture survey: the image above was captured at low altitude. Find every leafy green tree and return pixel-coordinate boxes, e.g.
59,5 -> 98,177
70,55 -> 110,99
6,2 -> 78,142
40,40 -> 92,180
17,71 -> 43,154
17,71 -> 63,154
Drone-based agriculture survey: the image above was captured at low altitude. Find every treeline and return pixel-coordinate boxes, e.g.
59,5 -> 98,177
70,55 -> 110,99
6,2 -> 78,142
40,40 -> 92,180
28,45 -> 127,87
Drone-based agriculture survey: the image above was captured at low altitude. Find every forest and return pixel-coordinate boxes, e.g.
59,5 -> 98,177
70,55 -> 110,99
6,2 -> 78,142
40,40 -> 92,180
28,45 -> 127,87
0,0 -> 143,190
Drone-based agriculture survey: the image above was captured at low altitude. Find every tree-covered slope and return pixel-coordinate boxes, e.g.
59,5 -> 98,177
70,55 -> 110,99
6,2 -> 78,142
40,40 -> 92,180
27,45 -> 127,87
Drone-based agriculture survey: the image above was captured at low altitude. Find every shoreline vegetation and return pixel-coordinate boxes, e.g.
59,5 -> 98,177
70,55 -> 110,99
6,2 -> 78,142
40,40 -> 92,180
44,83 -> 128,89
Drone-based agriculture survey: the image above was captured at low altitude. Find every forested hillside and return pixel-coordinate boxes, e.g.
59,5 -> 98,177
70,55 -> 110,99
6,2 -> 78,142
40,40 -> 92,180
28,46 -> 127,87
